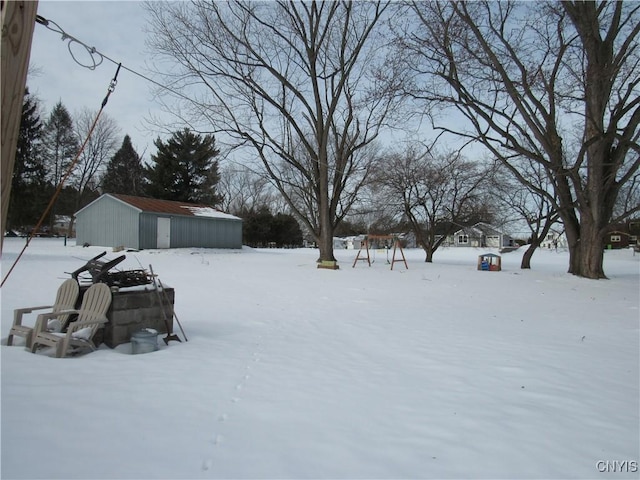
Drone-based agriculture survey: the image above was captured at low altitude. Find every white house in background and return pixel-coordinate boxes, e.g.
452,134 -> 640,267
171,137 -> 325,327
453,222 -> 514,248
53,215 -> 73,236
333,237 -> 347,249
340,235 -> 367,250
541,229 -> 568,249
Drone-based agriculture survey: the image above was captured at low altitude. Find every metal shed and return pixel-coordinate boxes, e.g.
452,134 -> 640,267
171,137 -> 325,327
75,194 -> 242,250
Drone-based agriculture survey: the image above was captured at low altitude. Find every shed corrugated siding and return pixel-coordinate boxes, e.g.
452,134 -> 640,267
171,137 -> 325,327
139,214 -> 159,249
76,197 -> 139,248
139,213 -> 242,249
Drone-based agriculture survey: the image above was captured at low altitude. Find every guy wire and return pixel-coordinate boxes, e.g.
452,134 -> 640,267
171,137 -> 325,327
35,14 -> 197,106
1,64 -> 121,288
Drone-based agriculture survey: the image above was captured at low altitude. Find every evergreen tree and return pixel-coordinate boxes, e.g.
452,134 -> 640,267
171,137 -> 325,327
146,128 -> 222,204
42,101 -> 78,226
43,101 -> 78,186
242,206 -> 303,247
243,206 -> 274,247
7,90 -> 49,230
102,135 -> 147,196
272,213 -> 303,247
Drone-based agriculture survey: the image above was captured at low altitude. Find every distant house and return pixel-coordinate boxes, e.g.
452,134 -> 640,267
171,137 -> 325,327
53,215 -> 73,237
604,230 -> 630,249
333,237 -> 347,250
453,222 -> 514,248
75,194 -> 242,250
341,235 -> 367,250
399,231 -> 418,249
630,220 -> 640,246
601,220 -> 640,249
541,229 -> 568,250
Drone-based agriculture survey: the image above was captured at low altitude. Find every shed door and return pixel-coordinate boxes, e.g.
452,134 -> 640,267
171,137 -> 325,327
157,217 -> 171,249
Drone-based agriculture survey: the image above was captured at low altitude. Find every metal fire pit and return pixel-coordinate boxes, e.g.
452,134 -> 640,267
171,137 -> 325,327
71,251 -> 152,288
69,253 -> 174,348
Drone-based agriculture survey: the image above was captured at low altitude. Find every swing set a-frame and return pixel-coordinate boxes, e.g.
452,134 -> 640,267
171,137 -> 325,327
352,234 -> 408,270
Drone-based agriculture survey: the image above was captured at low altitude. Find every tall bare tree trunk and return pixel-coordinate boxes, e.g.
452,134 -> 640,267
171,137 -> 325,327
317,171 -> 336,262
404,1 -> 639,279
146,2 -> 399,270
520,232 -> 541,269
424,247 -> 434,263
578,216 -> 607,279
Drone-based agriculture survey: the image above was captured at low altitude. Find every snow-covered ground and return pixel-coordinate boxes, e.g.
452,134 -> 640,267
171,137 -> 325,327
1,237 -> 638,479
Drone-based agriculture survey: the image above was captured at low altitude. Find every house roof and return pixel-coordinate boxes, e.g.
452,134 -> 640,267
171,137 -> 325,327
79,194 -> 241,220
454,222 -> 506,236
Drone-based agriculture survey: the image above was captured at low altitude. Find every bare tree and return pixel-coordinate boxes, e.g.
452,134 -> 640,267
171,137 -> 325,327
613,172 -> 640,220
402,1 -> 640,278
69,108 -> 120,234
145,1 -> 403,264
343,186 -> 401,236
219,164 -> 276,216
491,161 -> 561,269
373,146 -> 492,262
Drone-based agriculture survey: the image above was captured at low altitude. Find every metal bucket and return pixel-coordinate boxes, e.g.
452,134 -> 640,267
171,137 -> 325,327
131,329 -> 158,354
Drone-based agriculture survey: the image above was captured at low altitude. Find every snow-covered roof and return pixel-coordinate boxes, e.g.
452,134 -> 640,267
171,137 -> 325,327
454,222 -> 508,237
180,206 -> 240,220
80,194 -> 241,221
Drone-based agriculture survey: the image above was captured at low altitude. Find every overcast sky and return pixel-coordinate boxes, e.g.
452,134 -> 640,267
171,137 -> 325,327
27,1 -> 168,160
27,1 -> 483,167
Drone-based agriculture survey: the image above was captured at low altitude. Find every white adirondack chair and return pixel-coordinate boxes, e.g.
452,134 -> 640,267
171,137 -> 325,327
30,283 -> 112,358
7,278 -> 80,349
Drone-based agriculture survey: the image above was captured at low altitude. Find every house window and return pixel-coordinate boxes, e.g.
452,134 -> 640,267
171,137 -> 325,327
610,235 -> 621,242
458,235 -> 468,244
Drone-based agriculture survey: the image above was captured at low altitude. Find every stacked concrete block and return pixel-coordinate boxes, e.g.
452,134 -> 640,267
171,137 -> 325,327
79,286 -> 175,348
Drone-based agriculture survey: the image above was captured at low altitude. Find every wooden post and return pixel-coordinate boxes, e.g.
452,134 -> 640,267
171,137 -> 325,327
1,0 -> 38,254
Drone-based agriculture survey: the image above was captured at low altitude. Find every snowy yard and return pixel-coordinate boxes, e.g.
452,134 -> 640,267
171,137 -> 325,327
1,237 -> 638,479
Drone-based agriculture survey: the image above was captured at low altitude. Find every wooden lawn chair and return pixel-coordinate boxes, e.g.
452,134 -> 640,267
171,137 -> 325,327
7,278 -> 80,349
30,283 -> 112,358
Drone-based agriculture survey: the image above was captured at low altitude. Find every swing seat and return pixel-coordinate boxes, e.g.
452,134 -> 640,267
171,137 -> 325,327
352,235 -> 408,270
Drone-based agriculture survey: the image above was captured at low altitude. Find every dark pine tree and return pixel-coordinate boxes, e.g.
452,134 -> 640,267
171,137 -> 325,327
42,101 -> 78,228
272,213 -> 303,247
242,206 -> 274,247
102,135 -> 147,196
43,101 -> 78,187
146,128 -> 222,205
7,90 -> 49,231
242,206 -> 303,247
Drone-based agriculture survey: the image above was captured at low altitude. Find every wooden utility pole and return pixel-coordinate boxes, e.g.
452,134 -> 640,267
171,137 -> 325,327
1,0 -> 38,254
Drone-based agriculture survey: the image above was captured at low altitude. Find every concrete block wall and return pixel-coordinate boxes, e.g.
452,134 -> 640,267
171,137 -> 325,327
80,286 -> 175,348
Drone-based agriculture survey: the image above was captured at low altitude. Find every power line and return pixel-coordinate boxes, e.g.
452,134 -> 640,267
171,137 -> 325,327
35,14 -> 197,107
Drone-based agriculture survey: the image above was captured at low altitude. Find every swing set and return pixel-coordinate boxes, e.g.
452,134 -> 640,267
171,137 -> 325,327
352,235 -> 408,270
